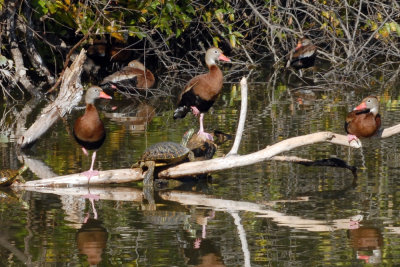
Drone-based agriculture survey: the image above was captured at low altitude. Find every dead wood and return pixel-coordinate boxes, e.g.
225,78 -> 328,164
5,0 -> 38,97
12,168 -> 142,188
227,77 -> 248,156
17,49 -> 86,149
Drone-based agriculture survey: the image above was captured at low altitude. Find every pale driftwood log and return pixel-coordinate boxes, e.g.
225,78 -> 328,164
18,49 -> 86,148
159,190 -> 356,232
12,168 -> 143,188
227,77 -> 248,156
159,131 -> 358,178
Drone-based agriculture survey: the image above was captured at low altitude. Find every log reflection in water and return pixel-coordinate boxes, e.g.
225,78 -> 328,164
16,186 -> 143,202
159,190 -> 358,232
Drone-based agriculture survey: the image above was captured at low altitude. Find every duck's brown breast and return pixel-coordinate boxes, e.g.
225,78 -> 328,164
73,104 -> 105,144
187,65 -> 223,101
345,111 -> 381,138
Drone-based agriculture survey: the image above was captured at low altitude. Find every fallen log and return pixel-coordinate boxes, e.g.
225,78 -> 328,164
18,49 -> 86,148
158,131 -> 355,178
12,168 -> 143,188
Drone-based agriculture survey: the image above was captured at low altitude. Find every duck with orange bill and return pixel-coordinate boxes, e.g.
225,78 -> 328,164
287,37 -> 317,71
100,60 -> 155,91
345,96 -> 381,144
173,47 -> 230,140
73,86 -> 112,182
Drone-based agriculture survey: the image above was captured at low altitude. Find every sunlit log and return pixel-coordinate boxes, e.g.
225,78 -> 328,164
12,168 -> 143,188
159,131 -> 359,178
17,49 -> 86,148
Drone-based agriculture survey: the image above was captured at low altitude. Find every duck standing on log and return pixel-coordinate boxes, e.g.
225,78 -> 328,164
73,86 -> 112,182
100,60 -> 155,91
286,37 -> 317,75
173,47 -> 231,140
345,96 -> 381,144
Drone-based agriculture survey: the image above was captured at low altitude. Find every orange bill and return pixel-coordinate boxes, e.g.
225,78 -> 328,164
99,91 -> 112,99
218,54 -> 231,62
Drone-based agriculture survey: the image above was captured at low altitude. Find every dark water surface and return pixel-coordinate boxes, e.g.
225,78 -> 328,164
2,69 -> 400,266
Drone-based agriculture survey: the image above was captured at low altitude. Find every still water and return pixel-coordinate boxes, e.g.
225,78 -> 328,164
2,67 -> 400,266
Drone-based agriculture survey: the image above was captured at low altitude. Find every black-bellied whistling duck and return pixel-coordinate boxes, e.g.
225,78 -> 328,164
73,86 -> 112,182
173,47 -> 230,140
345,96 -> 381,143
286,37 -> 317,70
100,60 -> 155,90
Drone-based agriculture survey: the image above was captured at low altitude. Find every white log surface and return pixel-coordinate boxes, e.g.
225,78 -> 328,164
12,168 -> 143,188
18,49 -> 86,148
159,131 -> 358,178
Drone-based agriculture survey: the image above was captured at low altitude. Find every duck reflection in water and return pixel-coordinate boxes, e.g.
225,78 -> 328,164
192,209 -> 215,249
185,238 -> 225,267
77,218 -> 108,266
348,226 -> 382,264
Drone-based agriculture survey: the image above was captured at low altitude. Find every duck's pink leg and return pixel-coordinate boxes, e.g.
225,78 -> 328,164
81,151 -> 99,183
197,113 -> 213,141
191,106 -> 200,116
83,194 -> 100,223
81,147 -> 89,156
347,134 -> 359,143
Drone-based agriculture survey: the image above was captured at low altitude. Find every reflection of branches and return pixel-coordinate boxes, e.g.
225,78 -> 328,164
0,233 -> 30,266
159,190 -> 356,232
228,211 -> 251,267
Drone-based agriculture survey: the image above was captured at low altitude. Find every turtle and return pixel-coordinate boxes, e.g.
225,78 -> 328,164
133,141 -> 194,187
182,128 -> 232,161
0,165 -> 27,186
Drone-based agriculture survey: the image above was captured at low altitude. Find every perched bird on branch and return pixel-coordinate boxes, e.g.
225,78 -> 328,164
173,47 -> 231,140
345,96 -> 381,144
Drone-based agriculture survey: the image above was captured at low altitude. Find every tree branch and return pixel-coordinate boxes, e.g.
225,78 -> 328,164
159,131 -> 358,178
227,77 -> 248,156
18,49 -> 86,148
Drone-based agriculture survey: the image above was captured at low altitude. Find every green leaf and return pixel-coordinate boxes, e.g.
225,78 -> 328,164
0,55 -> 7,67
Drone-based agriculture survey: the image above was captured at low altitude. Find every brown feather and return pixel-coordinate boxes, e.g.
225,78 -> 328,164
178,65 -> 223,102
345,111 -> 381,138
73,104 -> 105,143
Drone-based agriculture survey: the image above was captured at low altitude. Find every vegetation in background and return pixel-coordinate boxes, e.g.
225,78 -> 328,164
0,0 -> 399,98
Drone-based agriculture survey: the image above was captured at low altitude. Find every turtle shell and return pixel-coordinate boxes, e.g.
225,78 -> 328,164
140,141 -> 190,164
